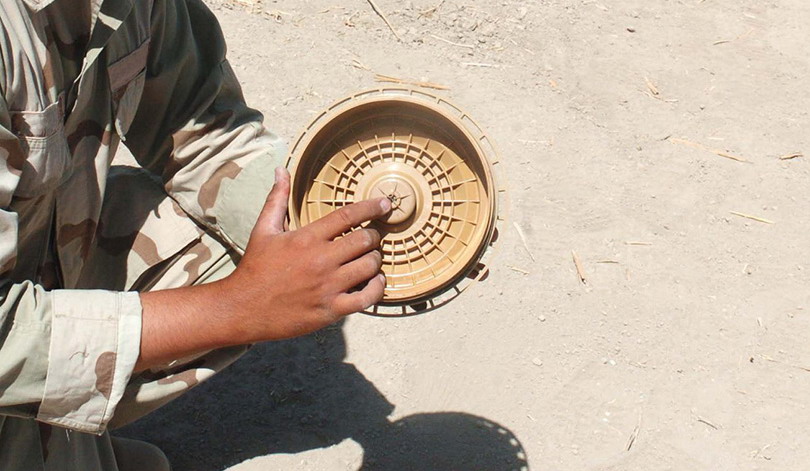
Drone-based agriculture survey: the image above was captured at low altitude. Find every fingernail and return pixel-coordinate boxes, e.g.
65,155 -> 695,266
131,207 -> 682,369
377,273 -> 386,283
274,167 -> 283,182
379,197 -> 392,212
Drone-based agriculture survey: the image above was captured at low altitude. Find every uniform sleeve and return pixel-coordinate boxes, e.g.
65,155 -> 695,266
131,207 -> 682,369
124,0 -> 286,253
0,99 -> 142,434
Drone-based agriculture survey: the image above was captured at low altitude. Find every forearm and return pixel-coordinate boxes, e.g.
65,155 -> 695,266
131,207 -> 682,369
135,168 -> 390,373
137,280 -> 247,372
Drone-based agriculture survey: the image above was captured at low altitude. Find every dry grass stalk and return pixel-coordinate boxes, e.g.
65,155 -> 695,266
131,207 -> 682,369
572,250 -> 587,284
350,59 -> 371,71
507,265 -> 530,275
518,138 -> 552,146
642,77 -> 678,102
430,34 -> 474,49
418,0 -> 445,18
645,92 -> 678,103
713,28 -> 756,46
626,412 -> 642,451
751,444 -> 773,460
461,62 -> 500,68
730,211 -> 774,225
779,152 -> 803,160
714,151 -> 747,162
644,76 -> 659,96
697,416 -> 719,430
513,222 -> 535,262
626,425 -> 639,451
366,0 -> 402,41
760,353 -> 810,373
669,137 -> 749,163
625,241 -> 652,246
374,74 -> 449,91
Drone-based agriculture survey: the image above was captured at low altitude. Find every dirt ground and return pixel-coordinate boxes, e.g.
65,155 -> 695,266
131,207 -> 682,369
118,0 -> 810,469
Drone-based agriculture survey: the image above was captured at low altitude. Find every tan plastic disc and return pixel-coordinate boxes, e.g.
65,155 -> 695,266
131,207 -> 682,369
286,88 -> 503,315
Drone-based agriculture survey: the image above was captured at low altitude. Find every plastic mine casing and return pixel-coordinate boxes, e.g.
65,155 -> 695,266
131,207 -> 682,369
286,88 -> 505,316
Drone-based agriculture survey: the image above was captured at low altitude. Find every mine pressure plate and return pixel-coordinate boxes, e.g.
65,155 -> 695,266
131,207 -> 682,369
286,88 -> 504,316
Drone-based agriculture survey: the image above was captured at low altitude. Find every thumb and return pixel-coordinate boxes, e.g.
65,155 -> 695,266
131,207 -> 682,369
256,167 -> 290,236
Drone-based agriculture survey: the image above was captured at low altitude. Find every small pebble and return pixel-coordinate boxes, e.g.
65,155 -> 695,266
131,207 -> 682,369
532,358 -> 543,367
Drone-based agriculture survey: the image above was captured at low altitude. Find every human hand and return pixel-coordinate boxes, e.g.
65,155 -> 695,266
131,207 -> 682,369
222,167 -> 391,343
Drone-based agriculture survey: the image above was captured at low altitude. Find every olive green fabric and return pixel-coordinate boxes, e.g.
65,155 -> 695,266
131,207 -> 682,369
0,0 -> 282,468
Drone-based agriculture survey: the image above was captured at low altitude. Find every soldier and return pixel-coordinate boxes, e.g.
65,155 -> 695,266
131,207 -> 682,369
0,0 -> 389,469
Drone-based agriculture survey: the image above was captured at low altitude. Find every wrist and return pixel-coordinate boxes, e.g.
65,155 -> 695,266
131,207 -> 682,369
137,277 -> 251,371
194,277 -> 253,347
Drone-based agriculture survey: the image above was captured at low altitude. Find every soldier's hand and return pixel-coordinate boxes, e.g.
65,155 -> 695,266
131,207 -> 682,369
222,167 -> 391,343
136,167 -> 390,370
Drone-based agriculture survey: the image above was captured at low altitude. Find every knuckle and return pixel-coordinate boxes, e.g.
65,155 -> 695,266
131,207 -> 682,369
372,279 -> 385,300
317,295 -> 334,315
372,251 -> 383,270
370,291 -> 384,306
346,296 -> 366,314
278,175 -> 291,190
328,309 -> 344,323
363,288 -> 383,309
289,234 -> 307,251
264,187 -> 276,202
311,255 -> 329,273
318,306 -> 335,322
367,228 -> 381,246
325,299 -> 341,317
364,254 -> 379,273
324,302 -> 345,321
294,229 -> 315,247
336,207 -> 354,227
360,229 -> 376,248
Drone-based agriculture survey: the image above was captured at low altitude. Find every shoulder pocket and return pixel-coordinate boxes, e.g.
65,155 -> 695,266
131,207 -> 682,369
108,39 -> 150,139
9,100 -> 71,198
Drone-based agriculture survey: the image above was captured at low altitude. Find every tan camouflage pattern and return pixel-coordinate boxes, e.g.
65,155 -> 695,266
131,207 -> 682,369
0,0 -> 284,468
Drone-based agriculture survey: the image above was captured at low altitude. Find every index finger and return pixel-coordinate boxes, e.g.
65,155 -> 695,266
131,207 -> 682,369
311,197 -> 392,239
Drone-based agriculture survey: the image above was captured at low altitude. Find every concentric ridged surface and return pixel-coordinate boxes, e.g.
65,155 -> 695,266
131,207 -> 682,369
287,89 -> 503,315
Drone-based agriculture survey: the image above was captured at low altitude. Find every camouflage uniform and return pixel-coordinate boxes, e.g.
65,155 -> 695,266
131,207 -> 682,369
0,0 -> 283,468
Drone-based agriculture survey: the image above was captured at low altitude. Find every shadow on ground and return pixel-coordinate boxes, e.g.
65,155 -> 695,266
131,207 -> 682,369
115,320 -> 528,470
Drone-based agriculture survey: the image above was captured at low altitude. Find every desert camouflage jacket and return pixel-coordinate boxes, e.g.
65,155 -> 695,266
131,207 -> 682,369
0,0 -> 282,433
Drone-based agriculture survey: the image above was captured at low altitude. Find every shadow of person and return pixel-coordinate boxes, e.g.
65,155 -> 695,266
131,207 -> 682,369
358,413 -> 528,471
115,320 -> 528,471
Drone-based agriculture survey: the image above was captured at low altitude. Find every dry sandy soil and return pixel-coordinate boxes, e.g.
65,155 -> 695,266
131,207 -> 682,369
118,0 -> 810,469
